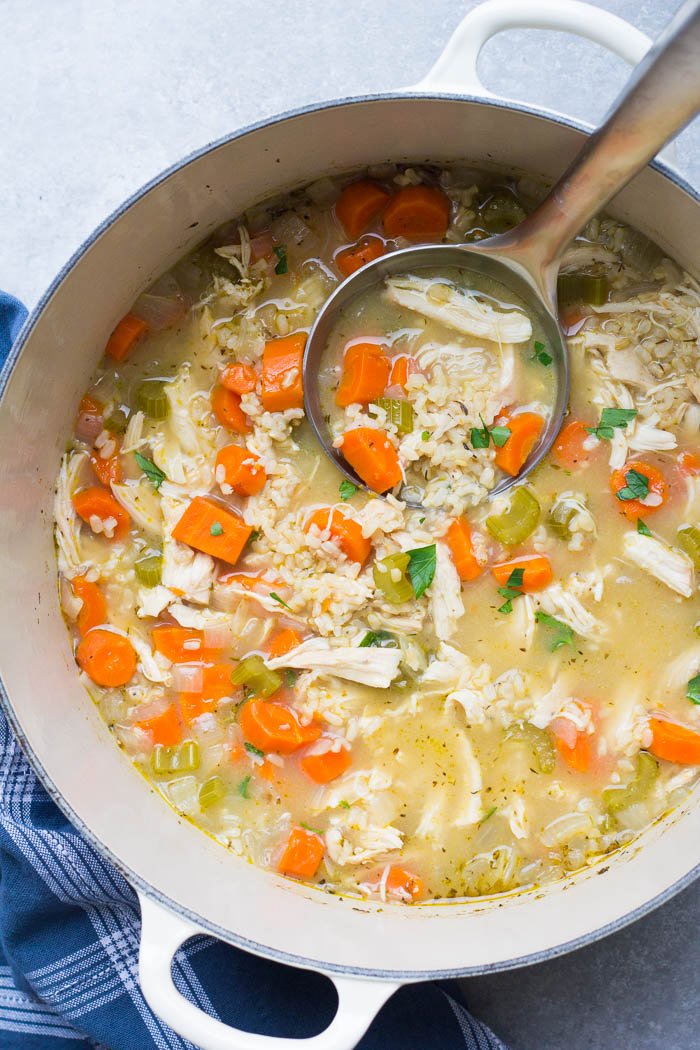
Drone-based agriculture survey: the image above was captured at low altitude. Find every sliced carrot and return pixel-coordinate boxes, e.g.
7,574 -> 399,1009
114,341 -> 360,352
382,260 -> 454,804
261,333 -> 306,411
367,865 -> 424,902
554,731 -> 591,773
72,576 -> 107,636
335,181 -> 391,239
152,625 -> 223,664
649,717 -> 700,765
494,413 -> 545,476
258,759 -> 276,781
678,450 -> 700,476
301,746 -> 351,784
389,354 -> 420,391
79,394 -> 103,415
278,827 -> 325,879
268,629 -> 302,660
240,699 -> 321,754
215,444 -> 267,496
180,664 -> 235,724
221,362 -> 258,394
335,235 -> 386,277
335,342 -> 391,407
211,385 -> 250,433
90,450 -> 121,487
383,186 -> 450,241
249,231 -> 275,263
172,497 -> 252,564
73,486 -> 130,542
340,427 -> 402,493
610,461 -> 668,522
135,705 -> 182,747
446,518 -> 484,582
305,507 -> 371,565
105,314 -> 148,363
553,420 -> 596,469
492,554 -> 552,591
76,629 -> 137,687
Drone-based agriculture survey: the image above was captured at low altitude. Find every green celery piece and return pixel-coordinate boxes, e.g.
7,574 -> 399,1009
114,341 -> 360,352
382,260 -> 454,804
480,192 -> 526,234
230,655 -> 282,698
104,409 -> 128,434
134,553 -> 162,588
199,775 -> 226,810
678,525 -> 700,570
373,552 -> 414,604
486,488 -> 540,546
504,721 -> 556,774
603,752 -> 659,813
557,272 -> 609,306
373,398 -> 414,434
134,379 -> 170,420
151,740 -> 200,775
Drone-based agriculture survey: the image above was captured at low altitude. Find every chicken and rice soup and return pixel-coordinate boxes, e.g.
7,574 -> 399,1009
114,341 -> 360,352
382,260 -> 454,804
55,165 -> 700,904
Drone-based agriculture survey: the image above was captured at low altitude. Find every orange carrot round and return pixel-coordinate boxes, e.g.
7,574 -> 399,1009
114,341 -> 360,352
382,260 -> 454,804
301,746 -> 352,784
76,629 -> 137,687
215,444 -> 267,496
367,865 -> 424,902
268,629 -> 302,660
135,705 -> 182,747
610,461 -> 668,521
335,342 -> 391,407
278,827 -> 325,878
211,385 -> 250,433
446,518 -> 484,582
335,181 -> 391,239
335,235 -> 386,277
492,554 -> 553,591
240,699 -> 321,754
221,362 -> 257,394
678,450 -> 700,476
494,413 -> 545,476
648,717 -> 700,764
72,576 -> 107,636
389,354 -> 420,391
553,420 -> 596,469
261,333 -> 306,411
340,427 -> 402,493
105,314 -> 148,363
152,624 -> 223,663
306,506 -> 372,565
73,487 -> 130,542
90,450 -> 121,487
383,186 -> 450,241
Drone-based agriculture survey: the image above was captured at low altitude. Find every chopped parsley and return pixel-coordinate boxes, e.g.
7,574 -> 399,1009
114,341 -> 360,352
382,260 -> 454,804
497,568 -> 524,615
244,742 -> 264,758
406,544 -> 437,599
615,468 -> 650,503
686,673 -> 700,705
273,244 -> 288,274
535,610 -> 575,651
301,822 -> 323,835
134,452 -> 166,491
237,775 -> 251,798
470,414 -> 510,450
284,668 -> 297,687
479,805 -> 498,825
637,518 -> 652,536
248,529 -> 261,543
270,591 -> 291,610
339,480 -> 359,501
490,425 -> 512,448
421,430 -> 430,441
586,407 -> 637,441
359,630 -> 399,648
210,521 -> 224,536
338,799 -> 351,809
532,340 -> 552,367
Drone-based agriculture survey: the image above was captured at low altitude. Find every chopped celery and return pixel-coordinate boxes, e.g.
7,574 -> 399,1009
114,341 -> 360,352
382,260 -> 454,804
104,409 -> 128,434
230,654 -> 282,697
199,775 -> 226,809
151,740 -> 200,775
486,487 -> 540,546
619,228 -> 663,273
480,192 -> 526,234
677,525 -> 700,570
504,721 -> 556,774
134,553 -> 162,588
135,380 -> 170,420
557,273 -> 609,306
373,552 -> 414,604
547,499 -> 575,541
373,398 -> 414,433
603,751 -> 659,813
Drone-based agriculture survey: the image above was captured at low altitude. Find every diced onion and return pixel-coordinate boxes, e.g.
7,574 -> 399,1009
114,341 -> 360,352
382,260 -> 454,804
60,576 -> 83,619
540,812 -> 594,847
306,177 -> 339,205
204,623 -> 233,650
132,294 -> 186,332
270,212 -> 310,247
171,664 -> 204,693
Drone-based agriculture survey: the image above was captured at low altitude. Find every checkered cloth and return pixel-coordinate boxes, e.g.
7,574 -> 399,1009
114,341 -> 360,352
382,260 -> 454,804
0,290 -> 508,1050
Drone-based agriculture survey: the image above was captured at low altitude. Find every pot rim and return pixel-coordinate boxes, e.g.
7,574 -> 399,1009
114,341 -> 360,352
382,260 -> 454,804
2,90 -> 699,980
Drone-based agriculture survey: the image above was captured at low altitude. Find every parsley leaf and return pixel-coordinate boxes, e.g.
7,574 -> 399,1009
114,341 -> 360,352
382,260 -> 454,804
479,805 -> 498,825
421,431 -> 430,441
339,480 -> 358,501
210,521 -> 224,536
237,775 -> 251,798
535,610 -> 575,651
270,591 -> 291,610
273,245 -> 288,274
301,822 -> 323,835
359,630 -> 399,649
532,340 -> 553,366
615,468 -> 650,502
339,799 -> 350,809
687,673 -> 700,705
244,742 -> 264,758
490,425 -> 511,448
134,452 -> 166,491
507,568 -> 524,589
496,569 -> 525,615
586,408 -> 637,441
284,668 -> 297,687
407,544 -> 437,599
470,415 -> 490,449
637,518 -> 652,536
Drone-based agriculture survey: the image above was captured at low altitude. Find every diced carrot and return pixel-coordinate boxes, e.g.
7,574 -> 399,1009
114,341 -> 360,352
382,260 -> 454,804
240,700 -> 321,754
90,450 -> 121,487
221,362 -> 258,394
610,461 -> 668,522
152,625 -> 223,663
335,181 -> 391,239
73,486 -> 130,542
105,314 -> 148,363
269,629 -> 302,660
301,746 -> 351,784
340,427 -> 402,493
278,827 -> 325,879
678,450 -> 700,476
211,385 -> 250,433
72,576 -> 107,636
446,518 -> 484,582
261,333 -> 306,411
258,759 -> 276,781
552,722 -> 592,773
215,444 -> 267,496
305,507 -> 371,565
367,865 -> 424,902
135,705 -> 182,747
649,717 -> 700,765
494,413 -> 545,476
383,186 -> 450,241
492,554 -> 553,591
249,231 -> 275,263
389,355 -> 420,391
76,629 -> 137,687
179,664 -> 235,724
172,497 -> 252,564
79,394 -> 103,415
335,235 -> 386,277
553,420 -> 596,469
335,342 -> 391,407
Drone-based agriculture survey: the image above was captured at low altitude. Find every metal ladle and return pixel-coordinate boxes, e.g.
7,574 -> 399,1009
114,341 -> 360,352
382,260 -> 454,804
303,0 -> 700,500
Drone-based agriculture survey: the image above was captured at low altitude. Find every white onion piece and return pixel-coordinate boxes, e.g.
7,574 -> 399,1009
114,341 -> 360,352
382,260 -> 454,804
382,384 -> 404,400
540,812 -> 594,847
148,273 -> 182,299
203,623 -> 233,650
550,716 -> 577,749
132,294 -> 186,332
171,664 -> 204,693
306,177 -> 338,205
59,575 -> 83,619
270,211 -> 310,247
75,411 -> 103,444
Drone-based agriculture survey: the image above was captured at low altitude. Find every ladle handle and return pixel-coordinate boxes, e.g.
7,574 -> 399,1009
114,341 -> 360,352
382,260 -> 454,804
501,0 -> 700,297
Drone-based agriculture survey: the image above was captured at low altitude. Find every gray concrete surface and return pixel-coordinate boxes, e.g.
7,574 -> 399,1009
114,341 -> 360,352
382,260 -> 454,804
1,1 -> 699,1047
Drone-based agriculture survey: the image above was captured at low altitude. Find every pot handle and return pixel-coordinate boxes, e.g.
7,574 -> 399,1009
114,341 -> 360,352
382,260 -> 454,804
138,893 -> 400,1050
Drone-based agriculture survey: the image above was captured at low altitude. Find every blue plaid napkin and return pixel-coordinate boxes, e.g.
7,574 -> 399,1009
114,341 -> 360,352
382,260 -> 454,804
0,290 -> 508,1050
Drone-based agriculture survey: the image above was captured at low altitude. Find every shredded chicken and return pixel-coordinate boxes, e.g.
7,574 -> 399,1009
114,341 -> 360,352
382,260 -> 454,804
385,275 -> 532,343
266,638 -> 401,688
54,452 -> 87,577
110,480 -> 162,537
429,541 -> 464,642
622,531 -> 695,597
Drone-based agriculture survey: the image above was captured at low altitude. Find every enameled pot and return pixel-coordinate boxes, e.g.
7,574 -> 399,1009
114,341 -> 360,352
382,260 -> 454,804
1,2 -> 698,1047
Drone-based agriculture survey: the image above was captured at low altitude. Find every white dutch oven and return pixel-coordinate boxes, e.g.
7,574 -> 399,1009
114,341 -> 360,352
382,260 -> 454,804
1,2 -> 699,1048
